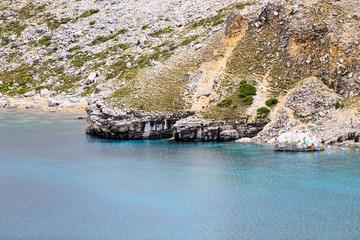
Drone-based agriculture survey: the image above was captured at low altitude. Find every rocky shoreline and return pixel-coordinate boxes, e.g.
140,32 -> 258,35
86,101 -> 268,142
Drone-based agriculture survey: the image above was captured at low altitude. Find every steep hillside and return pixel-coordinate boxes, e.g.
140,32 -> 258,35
0,0 -> 241,110
2,0 -> 360,144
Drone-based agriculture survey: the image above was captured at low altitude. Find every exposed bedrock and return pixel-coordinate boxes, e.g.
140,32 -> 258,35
173,118 -> 268,142
86,102 -> 269,141
86,102 -> 194,140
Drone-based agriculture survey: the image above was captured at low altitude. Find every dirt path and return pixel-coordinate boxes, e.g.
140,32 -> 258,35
190,33 -> 245,111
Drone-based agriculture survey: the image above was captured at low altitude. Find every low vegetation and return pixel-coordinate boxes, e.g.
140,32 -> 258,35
238,80 -> 257,99
149,27 -> 172,37
265,98 -> 278,107
80,9 -> 100,18
257,107 -> 270,119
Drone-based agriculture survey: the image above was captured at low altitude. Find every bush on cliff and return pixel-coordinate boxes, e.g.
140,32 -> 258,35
242,95 -> 254,105
265,98 -> 278,107
257,107 -> 270,118
238,80 -> 256,98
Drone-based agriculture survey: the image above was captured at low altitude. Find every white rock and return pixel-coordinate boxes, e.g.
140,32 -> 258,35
194,44 -> 202,50
236,137 -> 252,143
151,61 -> 160,67
24,91 -> 36,97
40,88 -> 50,96
9,34 -> 17,41
86,72 -> 98,85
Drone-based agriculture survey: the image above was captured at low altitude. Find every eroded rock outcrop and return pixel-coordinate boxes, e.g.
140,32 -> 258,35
86,101 -> 269,141
173,118 -> 268,142
86,102 -> 194,140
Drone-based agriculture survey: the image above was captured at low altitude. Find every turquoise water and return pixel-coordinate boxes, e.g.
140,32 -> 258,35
0,111 -> 360,239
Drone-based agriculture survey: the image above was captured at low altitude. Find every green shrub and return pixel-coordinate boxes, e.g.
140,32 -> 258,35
265,98 -> 278,107
240,80 -> 247,84
89,20 -> 96,25
242,96 -> 254,105
334,100 -> 344,110
257,107 -> 270,118
142,25 -> 148,30
68,45 -> 82,53
238,81 -> 256,98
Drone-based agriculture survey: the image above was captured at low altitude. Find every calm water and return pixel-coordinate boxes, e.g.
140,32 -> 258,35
0,111 -> 360,240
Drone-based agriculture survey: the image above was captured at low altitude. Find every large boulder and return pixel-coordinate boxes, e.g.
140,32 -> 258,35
274,129 -> 324,151
86,72 -> 98,85
225,9 -> 243,37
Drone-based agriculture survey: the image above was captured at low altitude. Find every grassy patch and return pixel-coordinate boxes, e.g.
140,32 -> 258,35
111,87 -> 133,100
68,45 -> 82,53
149,27 -> 172,37
39,36 -> 52,47
71,53 -> 93,67
117,29 -> 128,35
80,9 -> 100,18
233,2 -> 254,10
90,29 -> 128,45
43,15 -> 72,30
90,35 -> 116,45
181,35 -> 198,46
217,98 -> 233,107
0,21 -> 27,37
109,43 -> 130,51
82,86 -> 96,96
16,2 -> 47,20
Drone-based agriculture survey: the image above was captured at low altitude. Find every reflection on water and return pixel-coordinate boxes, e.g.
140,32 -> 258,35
0,111 -> 360,239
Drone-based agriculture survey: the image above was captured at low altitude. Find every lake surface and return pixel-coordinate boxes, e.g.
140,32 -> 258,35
0,111 -> 360,240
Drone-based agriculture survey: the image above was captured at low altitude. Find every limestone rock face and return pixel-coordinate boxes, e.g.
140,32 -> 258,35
172,118 -> 268,142
285,77 -> 337,121
86,102 -> 269,141
274,130 -> 324,152
86,101 -> 193,140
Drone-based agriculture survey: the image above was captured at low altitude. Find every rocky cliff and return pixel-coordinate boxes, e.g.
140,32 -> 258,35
2,0 -> 360,143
